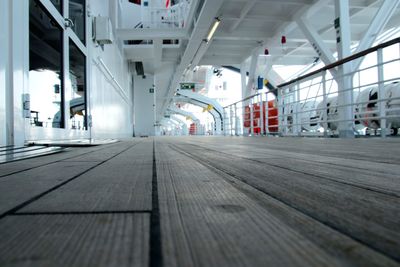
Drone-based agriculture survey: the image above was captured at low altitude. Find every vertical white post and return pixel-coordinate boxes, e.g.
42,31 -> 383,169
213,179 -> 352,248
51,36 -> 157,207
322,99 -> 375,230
259,93 -> 264,136
265,92 -> 269,134
242,101 -> 246,136
322,71 -> 328,137
241,62 -> 247,100
234,103 -> 238,136
240,61 -> 248,136
335,0 -> 354,138
377,48 -> 386,137
0,0 -> 9,146
5,0 -> 29,146
246,50 -> 259,97
278,88 -> 285,135
230,106 -> 234,136
295,82 -> 301,135
250,98 -> 254,136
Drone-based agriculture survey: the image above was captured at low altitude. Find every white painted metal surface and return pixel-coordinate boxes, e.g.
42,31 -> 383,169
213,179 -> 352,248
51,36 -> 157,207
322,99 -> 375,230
134,75 -> 156,137
2,0 -> 400,142
0,0 -> 8,145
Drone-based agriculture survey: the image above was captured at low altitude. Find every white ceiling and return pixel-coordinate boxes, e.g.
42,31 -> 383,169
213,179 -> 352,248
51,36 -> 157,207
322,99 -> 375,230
117,0 -> 400,120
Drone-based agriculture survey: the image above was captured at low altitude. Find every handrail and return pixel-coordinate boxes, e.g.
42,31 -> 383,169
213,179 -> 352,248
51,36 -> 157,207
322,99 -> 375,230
223,92 -> 265,108
93,57 -> 130,105
278,37 -> 400,88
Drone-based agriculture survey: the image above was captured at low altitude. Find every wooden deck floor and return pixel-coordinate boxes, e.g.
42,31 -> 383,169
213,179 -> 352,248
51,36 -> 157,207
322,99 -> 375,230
0,137 -> 399,267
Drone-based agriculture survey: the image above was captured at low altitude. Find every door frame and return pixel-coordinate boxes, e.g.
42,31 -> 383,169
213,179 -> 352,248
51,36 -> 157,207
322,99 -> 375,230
27,0 -> 91,141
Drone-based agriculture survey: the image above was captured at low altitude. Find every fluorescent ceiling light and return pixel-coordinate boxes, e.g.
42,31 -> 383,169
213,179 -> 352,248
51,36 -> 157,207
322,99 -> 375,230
206,18 -> 221,43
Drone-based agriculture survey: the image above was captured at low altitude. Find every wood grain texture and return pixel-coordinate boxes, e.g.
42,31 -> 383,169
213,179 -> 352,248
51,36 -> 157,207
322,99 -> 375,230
1,137 -> 399,267
0,214 -> 149,267
19,141 -> 153,213
155,140 -> 397,267
0,161 -> 100,216
0,141 -> 135,177
164,137 -> 400,263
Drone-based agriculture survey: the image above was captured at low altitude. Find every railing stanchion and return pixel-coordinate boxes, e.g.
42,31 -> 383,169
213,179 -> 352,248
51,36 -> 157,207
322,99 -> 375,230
377,48 -> 386,137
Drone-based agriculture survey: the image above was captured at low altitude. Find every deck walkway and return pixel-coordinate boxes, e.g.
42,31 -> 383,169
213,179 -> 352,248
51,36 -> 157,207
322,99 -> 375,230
0,137 -> 399,267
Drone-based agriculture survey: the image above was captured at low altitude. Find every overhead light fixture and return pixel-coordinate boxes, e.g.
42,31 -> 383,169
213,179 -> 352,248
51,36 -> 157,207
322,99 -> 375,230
205,18 -> 221,43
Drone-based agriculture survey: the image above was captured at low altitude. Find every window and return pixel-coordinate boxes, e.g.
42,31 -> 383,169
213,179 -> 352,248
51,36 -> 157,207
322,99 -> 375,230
69,40 -> 87,130
29,0 -> 64,128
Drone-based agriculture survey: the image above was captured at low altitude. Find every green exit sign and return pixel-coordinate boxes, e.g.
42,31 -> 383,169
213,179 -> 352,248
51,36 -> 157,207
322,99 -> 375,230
180,83 -> 195,90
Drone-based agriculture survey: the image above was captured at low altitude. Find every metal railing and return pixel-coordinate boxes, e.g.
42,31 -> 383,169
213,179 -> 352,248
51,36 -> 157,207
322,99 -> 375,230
224,37 -> 400,137
142,1 -> 190,29
223,91 -> 279,136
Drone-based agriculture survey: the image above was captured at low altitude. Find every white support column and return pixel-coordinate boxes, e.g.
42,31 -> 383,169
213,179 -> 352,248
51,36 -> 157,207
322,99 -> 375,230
153,38 -> 163,68
250,98 -> 254,136
377,48 -> 386,137
223,108 -> 227,136
296,17 -> 338,79
240,61 -> 247,99
5,0 -> 29,146
278,88 -> 285,135
335,0 -> 354,138
246,49 -> 260,97
322,71 -> 328,137
0,0 -> 9,145
259,94 -> 264,135
266,68 -> 285,94
265,93 -> 269,134
352,0 -> 400,72
230,106 -> 234,136
242,101 -> 246,136
234,103 -> 238,136
294,83 -> 301,135
240,60 -> 248,135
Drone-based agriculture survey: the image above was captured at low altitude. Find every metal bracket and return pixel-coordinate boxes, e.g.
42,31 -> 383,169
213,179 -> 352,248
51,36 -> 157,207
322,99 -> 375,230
64,18 -> 74,28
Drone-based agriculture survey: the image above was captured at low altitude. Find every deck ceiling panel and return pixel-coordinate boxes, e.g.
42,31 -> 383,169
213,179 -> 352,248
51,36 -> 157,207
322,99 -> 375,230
233,20 -> 280,32
117,0 -> 400,118
247,3 -> 302,18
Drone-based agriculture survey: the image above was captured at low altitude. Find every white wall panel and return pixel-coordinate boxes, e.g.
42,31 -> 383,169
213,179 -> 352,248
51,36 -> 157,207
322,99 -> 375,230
11,0 -> 29,145
0,0 -> 8,145
86,0 -> 134,139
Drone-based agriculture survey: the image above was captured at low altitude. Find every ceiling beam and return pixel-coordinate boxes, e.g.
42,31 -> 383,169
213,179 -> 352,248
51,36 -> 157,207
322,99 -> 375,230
116,28 -> 188,40
352,0 -> 400,71
223,15 -> 290,23
284,0 -> 382,65
199,55 -> 244,66
229,0 -> 257,32
159,0 -> 225,118
215,31 -> 273,41
296,16 -> 337,77
272,56 -> 315,65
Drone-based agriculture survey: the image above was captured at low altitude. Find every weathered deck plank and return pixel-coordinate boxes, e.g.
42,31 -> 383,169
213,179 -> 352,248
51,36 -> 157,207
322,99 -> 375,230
0,161 -> 99,216
156,140 -> 400,267
19,141 -> 153,213
0,214 -> 149,267
166,137 -> 400,262
1,137 -> 399,267
0,141 -> 135,177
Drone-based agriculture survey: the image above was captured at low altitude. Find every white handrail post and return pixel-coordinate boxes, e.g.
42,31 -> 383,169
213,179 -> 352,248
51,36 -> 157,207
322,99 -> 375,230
377,48 -> 386,137
322,71 -> 328,137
